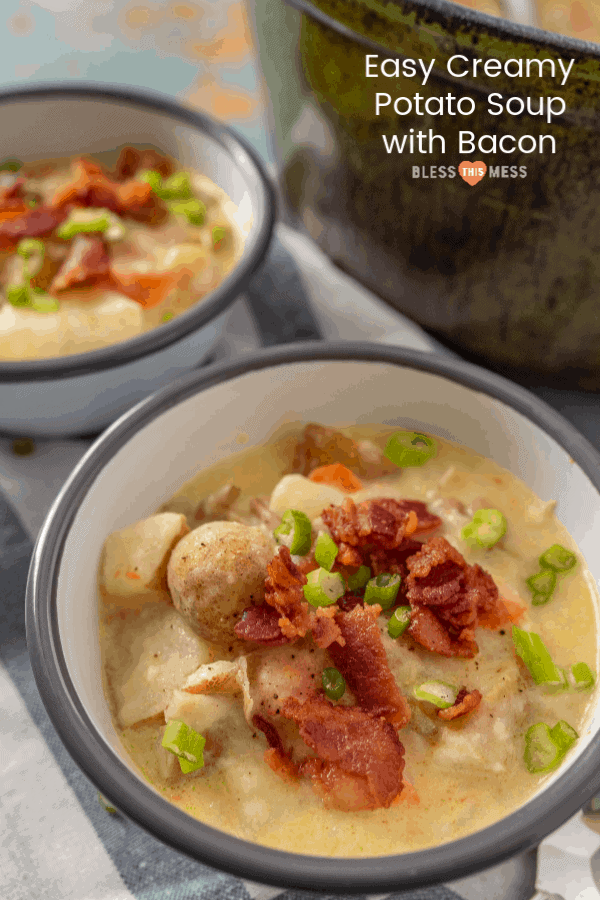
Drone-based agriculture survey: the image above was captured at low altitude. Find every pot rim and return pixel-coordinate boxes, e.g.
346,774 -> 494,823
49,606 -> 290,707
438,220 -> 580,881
283,0 -> 600,73
26,340 -> 600,893
0,81 -> 275,382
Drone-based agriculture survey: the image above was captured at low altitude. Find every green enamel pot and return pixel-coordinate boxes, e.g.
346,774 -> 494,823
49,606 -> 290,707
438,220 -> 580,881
252,0 -> 600,388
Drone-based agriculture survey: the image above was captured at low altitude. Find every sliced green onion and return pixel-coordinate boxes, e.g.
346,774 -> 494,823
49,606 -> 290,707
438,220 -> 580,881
388,606 -> 411,639
526,569 -> 557,606
384,431 -> 437,468
162,311 -> 174,322
524,723 -> 563,773
17,238 -> 44,259
303,567 -> 345,608
212,225 -> 227,249
6,283 -> 31,307
550,720 -> 578,754
162,719 -> 206,774
273,508 -> 312,556
56,208 -> 119,241
97,792 -> 117,814
170,198 -> 206,226
461,508 -> 507,549
364,573 -> 401,610
568,662 -> 596,691
138,168 -> 163,194
346,565 -> 371,592
539,544 -> 577,573
160,171 -> 193,200
0,158 -> 21,172
314,532 -> 338,571
413,680 -> 458,709
512,626 -> 566,690
322,667 -> 345,701
30,293 -> 59,313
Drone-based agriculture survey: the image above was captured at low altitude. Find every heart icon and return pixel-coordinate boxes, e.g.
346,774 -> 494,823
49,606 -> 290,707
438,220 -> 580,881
458,161 -> 487,185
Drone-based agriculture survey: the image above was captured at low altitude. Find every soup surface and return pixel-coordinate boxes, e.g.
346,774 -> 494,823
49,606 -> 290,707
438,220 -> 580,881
99,425 -> 599,856
0,147 -> 244,360
451,0 -> 600,43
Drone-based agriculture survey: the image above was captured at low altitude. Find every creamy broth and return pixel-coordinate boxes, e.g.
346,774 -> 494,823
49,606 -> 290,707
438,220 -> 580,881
0,149 -> 245,360
450,0 -> 600,43
99,427 -> 599,856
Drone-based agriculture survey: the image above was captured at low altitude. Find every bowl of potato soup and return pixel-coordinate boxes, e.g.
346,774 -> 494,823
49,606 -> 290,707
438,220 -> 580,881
26,342 -> 600,893
0,83 -> 274,436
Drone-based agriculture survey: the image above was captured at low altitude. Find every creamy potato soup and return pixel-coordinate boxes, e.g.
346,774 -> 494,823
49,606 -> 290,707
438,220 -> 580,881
451,0 -> 600,43
0,147 -> 244,359
98,425 -> 599,857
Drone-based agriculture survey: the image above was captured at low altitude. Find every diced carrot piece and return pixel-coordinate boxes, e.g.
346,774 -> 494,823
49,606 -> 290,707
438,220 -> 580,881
501,594 -> 527,623
125,571 -> 141,580
309,463 -> 363,493
0,199 -> 29,221
116,180 -> 152,206
109,268 -> 186,309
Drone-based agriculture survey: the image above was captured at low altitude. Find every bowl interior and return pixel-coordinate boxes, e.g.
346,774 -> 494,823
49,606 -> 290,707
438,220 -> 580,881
54,358 -> 600,818
2,91 -> 260,284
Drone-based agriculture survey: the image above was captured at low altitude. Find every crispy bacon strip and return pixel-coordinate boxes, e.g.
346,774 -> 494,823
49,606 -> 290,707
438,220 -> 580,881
282,695 -> 405,811
438,687 -> 482,720
263,546 -> 312,641
234,604 -> 291,646
328,605 -> 411,726
311,606 -> 345,649
50,234 -> 110,293
253,714 -> 299,782
405,537 -> 505,658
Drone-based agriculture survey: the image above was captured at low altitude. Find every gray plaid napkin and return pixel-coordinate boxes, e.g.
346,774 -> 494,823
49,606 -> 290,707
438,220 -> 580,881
0,226 -> 541,900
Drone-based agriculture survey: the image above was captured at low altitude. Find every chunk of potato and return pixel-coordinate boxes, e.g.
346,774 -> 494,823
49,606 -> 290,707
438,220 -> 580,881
110,605 -> 211,727
102,512 -> 189,607
167,521 -> 275,646
269,474 -> 345,520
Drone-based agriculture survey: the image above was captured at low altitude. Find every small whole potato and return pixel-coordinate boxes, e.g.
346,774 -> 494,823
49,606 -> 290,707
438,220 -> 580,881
167,521 -> 275,646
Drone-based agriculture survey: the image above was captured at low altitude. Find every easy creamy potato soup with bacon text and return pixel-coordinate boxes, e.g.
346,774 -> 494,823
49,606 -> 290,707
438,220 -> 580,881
0,146 -> 244,359
99,424 -> 598,856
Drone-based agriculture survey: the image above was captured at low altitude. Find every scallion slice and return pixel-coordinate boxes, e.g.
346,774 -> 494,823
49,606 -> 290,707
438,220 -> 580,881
0,158 -> 21,172
524,723 -> 563,773
56,207 -> 125,242
322,667 -> 345,701
346,565 -> 371,592
526,569 -> 557,605
30,293 -> 59,313
550,720 -> 578,753
364,573 -> 401,610
212,225 -> 227,249
97,792 -> 117,814
314,532 -> 338,571
162,719 -> 206,774
388,606 -> 411,639
17,238 -> 44,259
273,509 -> 312,556
461,508 -> 507,549
303,567 -> 345,608
160,171 -> 193,200
539,544 -> 577,573
138,168 -> 163,194
170,198 -> 206,226
413,680 -> 458,709
384,431 -> 437,468
568,662 -> 596,691
6,283 -> 30,307
511,626 -> 566,690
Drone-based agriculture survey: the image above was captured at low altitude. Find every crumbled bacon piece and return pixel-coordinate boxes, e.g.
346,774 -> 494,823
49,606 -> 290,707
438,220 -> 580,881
264,546 -> 312,641
337,591 -> 364,612
292,423 -> 396,478
322,497 -> 417,554
113,146 -> 141,181
437,687 -> 482,720
50,234 -> 110,293
311,606 -> 345,649
234,604 -> 291,646
282,695 -> 405,811
253,714 -> 299,781
405,537 -> 504,658
0,205 -> 67,246
328,605 -> 411,726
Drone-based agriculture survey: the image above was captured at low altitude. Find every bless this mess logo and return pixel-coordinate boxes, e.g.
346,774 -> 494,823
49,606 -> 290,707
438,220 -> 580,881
412,162 -> 528,182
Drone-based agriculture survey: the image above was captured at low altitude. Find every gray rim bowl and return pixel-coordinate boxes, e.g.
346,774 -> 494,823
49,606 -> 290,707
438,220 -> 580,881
0,82 -> 275,383
26,341 -> 600,893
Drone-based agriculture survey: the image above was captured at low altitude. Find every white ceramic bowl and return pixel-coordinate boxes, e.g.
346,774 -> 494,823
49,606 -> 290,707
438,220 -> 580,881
0,83 -> 274,437
27,342 -> 600,893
